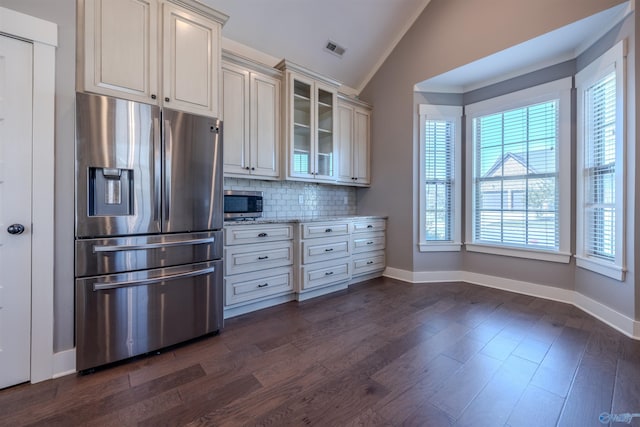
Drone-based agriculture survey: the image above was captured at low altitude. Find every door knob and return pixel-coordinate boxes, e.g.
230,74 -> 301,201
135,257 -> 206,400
7,224 -> 25,235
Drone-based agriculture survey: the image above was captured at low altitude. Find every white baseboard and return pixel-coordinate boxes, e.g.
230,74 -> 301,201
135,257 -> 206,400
52,348 -> 76,378
384,268 -> 640,340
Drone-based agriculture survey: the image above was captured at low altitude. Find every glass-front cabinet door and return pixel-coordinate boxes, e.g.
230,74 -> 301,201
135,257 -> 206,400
316,85 -> 334,178
293,78 -> 312,175
283,66 -> 338,182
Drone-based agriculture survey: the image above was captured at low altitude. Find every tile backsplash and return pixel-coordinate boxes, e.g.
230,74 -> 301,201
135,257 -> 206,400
224,178 -> 356,219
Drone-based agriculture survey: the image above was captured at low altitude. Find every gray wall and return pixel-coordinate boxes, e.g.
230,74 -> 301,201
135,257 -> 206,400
0,0 -> 77,351
359,0 -> 636,318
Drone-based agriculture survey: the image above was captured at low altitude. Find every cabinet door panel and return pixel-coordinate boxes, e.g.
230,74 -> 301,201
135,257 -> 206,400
163,3 -> 220,117
354,108 -> 370,184
290,75 -> 314,178
84,0 -> 158,102
337,104 -> 354,182
252,73 -> 280,177
222,64 -> 250,174
315,83 -> 336,179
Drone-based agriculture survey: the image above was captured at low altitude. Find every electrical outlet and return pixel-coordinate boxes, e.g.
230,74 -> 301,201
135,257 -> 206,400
298,195 -> 304,205
343,196 -> 348,205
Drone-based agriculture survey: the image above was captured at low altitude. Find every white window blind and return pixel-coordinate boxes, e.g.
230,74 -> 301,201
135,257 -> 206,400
419,105 -> 462,252
424,118 -> 454,241
583,72 -> 616,260
465,77 -> 571,262
472,101 -> 559,250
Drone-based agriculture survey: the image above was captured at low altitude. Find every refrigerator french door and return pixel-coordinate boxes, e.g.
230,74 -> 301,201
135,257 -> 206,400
74,92 -> 223,372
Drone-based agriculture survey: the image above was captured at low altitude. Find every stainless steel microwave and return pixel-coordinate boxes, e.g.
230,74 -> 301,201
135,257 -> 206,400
223,190 -> 263,220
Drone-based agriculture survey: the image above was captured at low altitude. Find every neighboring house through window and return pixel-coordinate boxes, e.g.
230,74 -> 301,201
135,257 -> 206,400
575,40 -> 626,280
465,78 -> 572,262
418,104 -> 462,251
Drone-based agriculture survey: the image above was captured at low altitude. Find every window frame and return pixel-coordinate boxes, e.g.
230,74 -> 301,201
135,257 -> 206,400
575,40 -> 626,280
464,78 -> 572,263
418,104 -> 462,252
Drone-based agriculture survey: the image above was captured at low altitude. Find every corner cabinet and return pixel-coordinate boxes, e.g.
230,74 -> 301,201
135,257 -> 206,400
337,95 -> 372,186
78,0 -> 227,117
276,60 -> 341,183
222,52 -> 281,179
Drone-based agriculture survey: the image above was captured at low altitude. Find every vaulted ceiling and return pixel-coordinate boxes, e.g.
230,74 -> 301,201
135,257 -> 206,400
201,0 -> 431,92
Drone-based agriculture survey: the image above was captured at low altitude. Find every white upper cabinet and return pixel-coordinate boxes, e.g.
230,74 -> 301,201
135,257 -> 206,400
337,95 -> 371,186
81,0 -> 159,103
222,53 -> 281,179
162,2 -> 220,116
79,0 -> 227,117
277,60 -> 340,183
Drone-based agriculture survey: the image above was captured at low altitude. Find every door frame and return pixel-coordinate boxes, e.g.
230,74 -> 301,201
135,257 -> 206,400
0,7 -> 57,383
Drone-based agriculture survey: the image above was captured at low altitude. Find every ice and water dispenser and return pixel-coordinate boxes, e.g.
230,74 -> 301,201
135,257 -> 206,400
88,167 -> 134,217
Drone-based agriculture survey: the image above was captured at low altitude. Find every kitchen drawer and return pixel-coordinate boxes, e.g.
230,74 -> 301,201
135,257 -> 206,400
301,235 -> 350,264
301,221 -> 350,239
225,266 -> 293,306
352,219 -> 386,233
224,224 -> 293,245
351,232 -> 385,254
300,258 -> 350,290
225,241 -> 293,275
352,250 -> 385,276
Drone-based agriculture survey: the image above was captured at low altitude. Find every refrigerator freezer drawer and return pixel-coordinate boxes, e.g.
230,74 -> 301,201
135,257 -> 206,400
75,231 -> 223,277
75,260 -> 223,372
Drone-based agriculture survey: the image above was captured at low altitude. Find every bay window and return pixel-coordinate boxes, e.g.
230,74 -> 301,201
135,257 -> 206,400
419,105 -> 462,251
575,40 -> 626,280
465,78 -> 571,262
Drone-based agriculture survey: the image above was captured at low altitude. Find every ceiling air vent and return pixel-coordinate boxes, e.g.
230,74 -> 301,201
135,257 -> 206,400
325,40 -> 346,58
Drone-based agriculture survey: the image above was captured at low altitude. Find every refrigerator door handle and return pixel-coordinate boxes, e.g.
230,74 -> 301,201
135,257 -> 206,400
93,236 -> 216,253
93,266 -> 216,291
153,116 -> 161,222
163,119 -> 172,227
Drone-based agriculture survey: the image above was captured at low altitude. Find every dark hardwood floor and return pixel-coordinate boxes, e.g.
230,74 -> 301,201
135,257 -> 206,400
2,277 -> 640,426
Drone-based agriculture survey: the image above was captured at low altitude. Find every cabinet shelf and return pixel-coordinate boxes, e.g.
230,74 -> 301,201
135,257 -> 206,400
294,93 -> 311,102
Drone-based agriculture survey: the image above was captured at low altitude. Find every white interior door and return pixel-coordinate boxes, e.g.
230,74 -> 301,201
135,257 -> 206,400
0,34 -> 33,389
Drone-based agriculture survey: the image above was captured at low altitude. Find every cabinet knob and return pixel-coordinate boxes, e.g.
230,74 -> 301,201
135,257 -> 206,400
151,94 -> 157,100
257,232 -> 268,237
251,167 -> 255,170
245,167 -> 251,170
165,97 -> 170,102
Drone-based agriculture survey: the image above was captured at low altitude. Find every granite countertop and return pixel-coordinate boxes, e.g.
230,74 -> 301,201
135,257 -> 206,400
223,215 -> 387,226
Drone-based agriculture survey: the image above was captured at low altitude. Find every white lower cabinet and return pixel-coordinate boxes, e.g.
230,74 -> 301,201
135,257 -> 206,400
223,217 -> 386,316
223,224 -> 295,317
225,266 -> 293,306
297,220 -> 352,300
351,219 -> 387,283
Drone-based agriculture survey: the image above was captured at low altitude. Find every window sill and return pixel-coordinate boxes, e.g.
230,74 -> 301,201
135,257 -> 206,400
575,256 -> 626,281
465,243 -> 571,263
419,242 -> 462,252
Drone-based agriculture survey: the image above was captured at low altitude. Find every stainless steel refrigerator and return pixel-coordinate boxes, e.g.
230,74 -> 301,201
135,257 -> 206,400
74,92 -> 223,372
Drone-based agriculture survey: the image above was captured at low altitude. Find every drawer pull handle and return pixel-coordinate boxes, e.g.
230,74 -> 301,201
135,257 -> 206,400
325,248 -> 334,252
367,224 -> 373,228
258,232 -> 268,237
325,271 -> 334,276
325,228 -> 332,233
366,241 -> 374,245
258,256 -> 269,260
367,261 -> 374,265
258,283 -> 269,288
